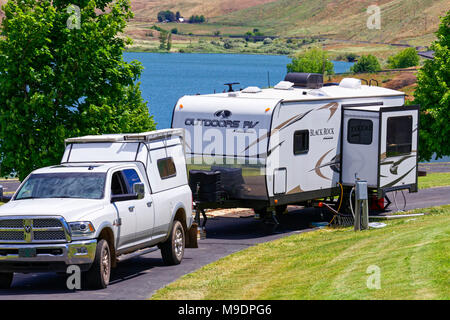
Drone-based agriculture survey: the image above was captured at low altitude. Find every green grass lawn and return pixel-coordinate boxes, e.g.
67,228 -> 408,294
152,205 -> 449,300
419,172 -> 450,190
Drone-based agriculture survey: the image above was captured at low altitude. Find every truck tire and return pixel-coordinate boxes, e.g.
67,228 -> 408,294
0,272 -> 13,289
160,220 -> 185,265
83,239 -> 111,289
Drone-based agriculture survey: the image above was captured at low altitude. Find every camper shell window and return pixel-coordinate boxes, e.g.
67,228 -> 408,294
347,119 -> 373,145
386,116 -> 413,157
157,157 -> 177,179
293,130 -> 309,155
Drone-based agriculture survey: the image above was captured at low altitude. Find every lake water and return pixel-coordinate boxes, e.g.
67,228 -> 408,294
123,52 -> 353,129
123,52 -> 448,163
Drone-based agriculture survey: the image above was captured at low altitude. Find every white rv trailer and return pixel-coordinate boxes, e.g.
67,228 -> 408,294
172,74 -> 419,214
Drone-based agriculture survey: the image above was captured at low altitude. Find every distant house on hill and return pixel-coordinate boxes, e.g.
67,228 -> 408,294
178,17 -> 185,23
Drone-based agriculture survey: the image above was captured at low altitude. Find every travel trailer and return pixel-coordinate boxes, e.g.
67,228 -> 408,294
172,73 -> 419,219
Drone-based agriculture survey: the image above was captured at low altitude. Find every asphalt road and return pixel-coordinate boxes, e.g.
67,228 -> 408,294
0,186 -> 449,300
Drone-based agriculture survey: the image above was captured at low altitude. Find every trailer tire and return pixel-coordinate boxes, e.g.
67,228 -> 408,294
0,272 -> 13,289
160,220 -> 185,266
83,239 -> 111,290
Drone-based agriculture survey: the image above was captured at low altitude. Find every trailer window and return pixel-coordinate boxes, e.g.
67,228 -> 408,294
347,119 -> 373,145
293,130 -> 309,155
157,157 -> 177,179
386,116 -> 412,157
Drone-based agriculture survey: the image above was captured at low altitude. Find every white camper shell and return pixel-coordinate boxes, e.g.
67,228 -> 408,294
62,129 -> 188,194
172,75 -> 419,211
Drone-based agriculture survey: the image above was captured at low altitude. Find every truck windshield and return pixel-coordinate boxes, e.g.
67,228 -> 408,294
15,172 -> 106,200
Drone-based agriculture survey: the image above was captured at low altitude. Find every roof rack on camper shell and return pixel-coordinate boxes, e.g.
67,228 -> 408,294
65,128 -> 185,144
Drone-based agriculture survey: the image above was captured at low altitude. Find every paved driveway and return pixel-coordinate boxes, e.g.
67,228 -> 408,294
0,186 -> 449,300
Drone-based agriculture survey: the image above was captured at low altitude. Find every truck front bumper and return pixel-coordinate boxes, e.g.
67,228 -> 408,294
0,240 -> 97,273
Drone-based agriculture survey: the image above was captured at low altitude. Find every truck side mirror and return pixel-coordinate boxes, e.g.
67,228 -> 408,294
133,183 -> 145,200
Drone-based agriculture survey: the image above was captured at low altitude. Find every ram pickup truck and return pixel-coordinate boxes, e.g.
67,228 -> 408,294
0,129 -> 196,289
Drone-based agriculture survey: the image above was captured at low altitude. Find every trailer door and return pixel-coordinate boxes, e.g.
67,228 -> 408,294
378,106 -> 419,193
342,109 -> 380,187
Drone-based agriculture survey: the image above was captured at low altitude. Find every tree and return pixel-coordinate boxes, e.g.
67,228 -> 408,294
167,32 -> 172,51
413,11 -> 449,161
0,0 -> 155,180
350,54 -> 381,73
287,47 -> 334,75
159,30 -> 168,49
157,10 -> 176,22
176,11 -> 181,21
387,47 -> 420,68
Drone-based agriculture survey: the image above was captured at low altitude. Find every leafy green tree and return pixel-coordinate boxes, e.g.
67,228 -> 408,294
0,0 -> 155,180
167,32 -> 172,51
350,54 -> 381,73
287,47 -> 334,75
159,29 -> 168,49
388,47 -> 420,68
414,11 -> 449,161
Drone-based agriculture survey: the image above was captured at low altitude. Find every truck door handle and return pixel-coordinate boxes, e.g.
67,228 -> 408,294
128,206 -> 135,212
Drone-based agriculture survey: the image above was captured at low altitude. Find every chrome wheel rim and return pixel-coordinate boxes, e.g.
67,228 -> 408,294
174,228 -> 184,258
101,246 -> 110,284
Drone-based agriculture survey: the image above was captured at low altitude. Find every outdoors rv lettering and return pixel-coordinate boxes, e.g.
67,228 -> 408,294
184,109 -> 259,129
184,118 -> 259,129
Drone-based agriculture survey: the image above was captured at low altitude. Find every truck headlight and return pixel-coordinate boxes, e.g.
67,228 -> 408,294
69,221 -> 95,236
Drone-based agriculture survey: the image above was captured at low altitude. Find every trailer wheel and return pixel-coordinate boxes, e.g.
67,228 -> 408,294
160,220 -> 185,265
0,272 -> 13,289
83,239 -> 111,289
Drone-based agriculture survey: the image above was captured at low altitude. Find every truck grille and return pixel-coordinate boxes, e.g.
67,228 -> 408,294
0,217 -> 69,243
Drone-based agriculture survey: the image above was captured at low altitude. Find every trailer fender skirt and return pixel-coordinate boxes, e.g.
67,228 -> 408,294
186,223 -> 199,248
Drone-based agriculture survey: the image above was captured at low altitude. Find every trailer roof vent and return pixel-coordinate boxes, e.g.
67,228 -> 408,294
274,81 -> 294,90
339,78 -> 362,89
284,73 -> 323,89
242,86 -> 262,93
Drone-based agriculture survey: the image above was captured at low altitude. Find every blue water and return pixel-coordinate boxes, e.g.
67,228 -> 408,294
123,52 -> 354,129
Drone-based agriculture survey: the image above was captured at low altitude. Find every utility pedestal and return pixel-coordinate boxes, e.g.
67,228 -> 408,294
354,180 -> 369,231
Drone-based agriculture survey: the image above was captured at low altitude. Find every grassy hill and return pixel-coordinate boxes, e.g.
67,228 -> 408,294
0,0 -> 448,45
209,0 -> 450,44
130,0 -> 278,22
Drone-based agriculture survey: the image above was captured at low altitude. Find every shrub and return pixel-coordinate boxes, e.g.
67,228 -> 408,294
350,54 -> 381,73
387,47 -> 420,68
287,47 -> 334,75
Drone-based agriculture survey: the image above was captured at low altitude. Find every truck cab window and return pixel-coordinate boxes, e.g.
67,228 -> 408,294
294,130 -> 309,155
348,119 -> 373,145
111,172 -> 128,195
386,116 -> 412,157
122,169 -> 142,192
157,157 -> 177,179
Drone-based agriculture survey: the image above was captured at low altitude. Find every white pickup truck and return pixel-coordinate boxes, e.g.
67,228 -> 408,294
0,129 -> 196,289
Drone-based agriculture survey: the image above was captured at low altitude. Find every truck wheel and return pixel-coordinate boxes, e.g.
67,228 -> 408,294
160,220 -> 185,265
0,272 -> 13,289
83,239 -> 111,289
